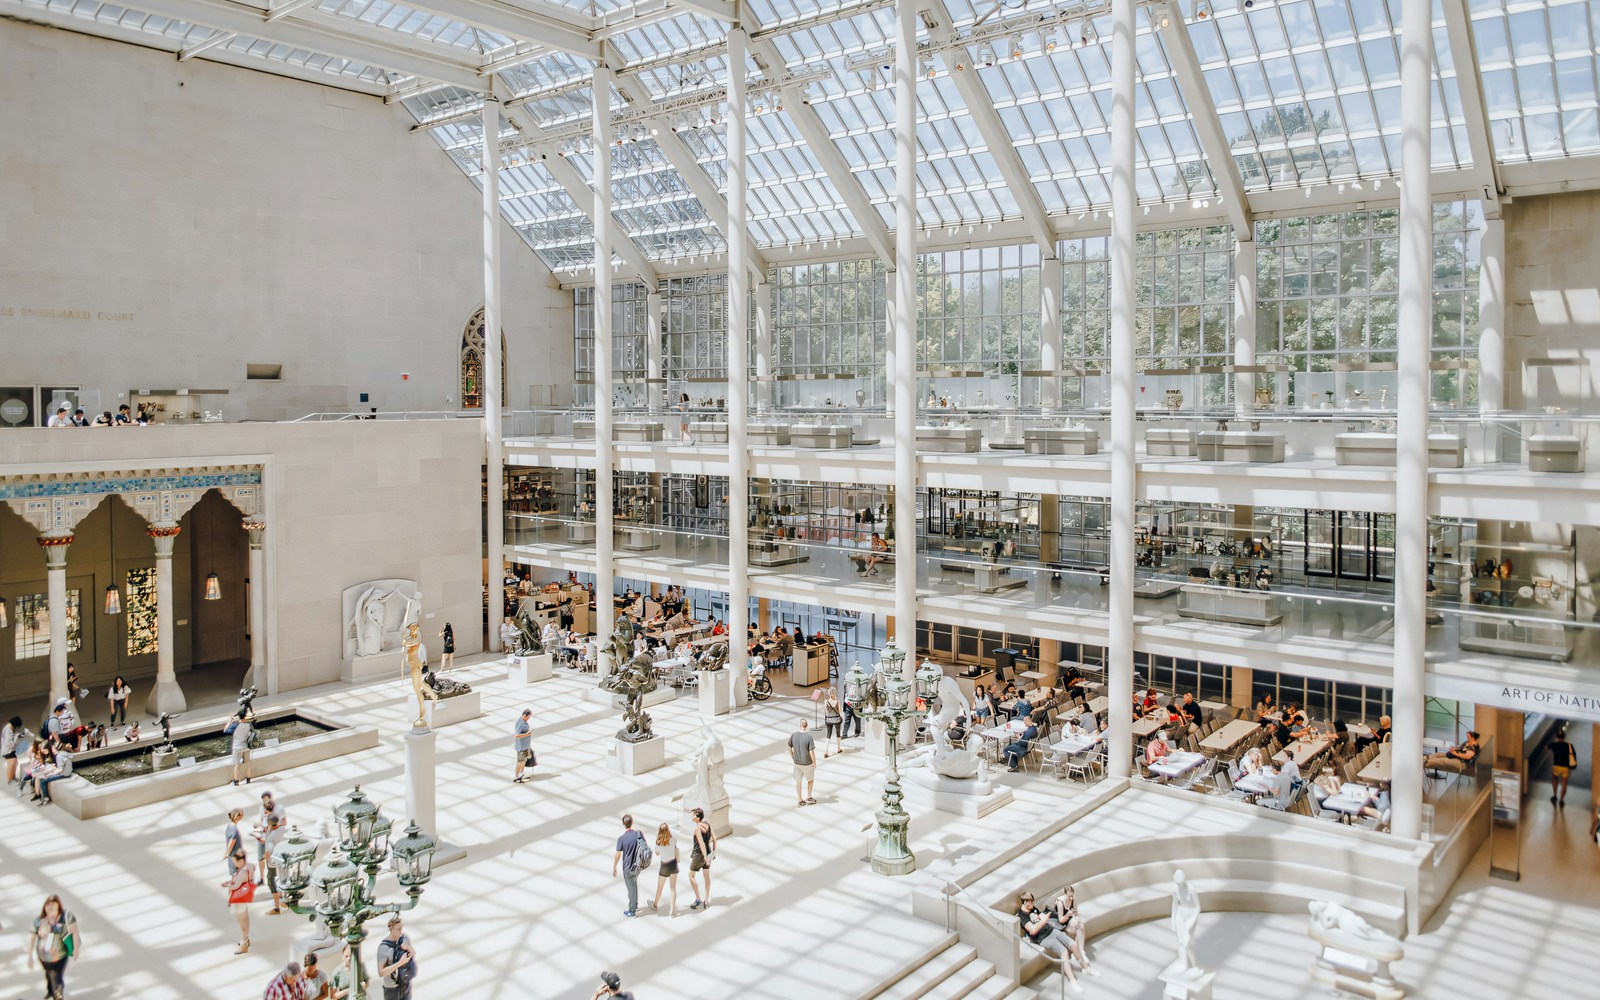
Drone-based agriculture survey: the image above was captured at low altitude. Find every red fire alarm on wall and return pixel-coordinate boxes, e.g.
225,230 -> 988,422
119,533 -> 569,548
401,372 -> 410,381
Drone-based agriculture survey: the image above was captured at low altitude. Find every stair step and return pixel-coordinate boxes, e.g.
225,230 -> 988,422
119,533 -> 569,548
1027,973 -> 1086,999
959,972 -> 1029,1000
877,943 -> 979,1000
1001,989 -> 1039,1000
922,959 -> 996,1000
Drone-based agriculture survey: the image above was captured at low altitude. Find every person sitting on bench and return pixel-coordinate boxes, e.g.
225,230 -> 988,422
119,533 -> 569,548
1424,731 -> 1480,774
861,533 -> 889,576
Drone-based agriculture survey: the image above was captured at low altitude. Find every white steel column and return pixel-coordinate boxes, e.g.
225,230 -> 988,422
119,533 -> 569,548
728,26 -> 752,706
245,520 -> 266,691
754,279 -> 773,414
1478,214 -> 1506,413
593,65 -> 617,661
1040,256 -> 1062,410
40,537 -> 70,706
483,94 -> 506,653
1107,0 -> 1136,780
1233,236 -> 1257,416
646,286 -> 664,415
1392,0 -> 1433,842
893,0 -> 917,650
884,269 -> 897,415
146,524 -> 187,715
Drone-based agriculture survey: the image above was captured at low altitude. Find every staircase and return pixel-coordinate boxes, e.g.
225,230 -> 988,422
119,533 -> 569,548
865,936 -> 1037,1000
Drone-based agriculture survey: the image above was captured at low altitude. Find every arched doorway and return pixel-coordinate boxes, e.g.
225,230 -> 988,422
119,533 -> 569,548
460,308 -> 508,410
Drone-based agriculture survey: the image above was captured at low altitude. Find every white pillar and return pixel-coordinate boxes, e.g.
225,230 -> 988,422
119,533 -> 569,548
483,94 -> 506,653
884,268 -> 897,415
404,724 -> 437,835
1478,214 -> 1505,413
1107,0 -> 1136,781
1040,256 -> 1062,410
593,65 -> 616,660
893,0 -> 918,650
1233,236 -> 1257,416
41,537 -> 70,706
646,287 -> 664,416
145,524 -> 187,716
728,26 -> 752,706
1391,0 -> 1433,843
754,279 -> 773,414
245,520 -> 266,693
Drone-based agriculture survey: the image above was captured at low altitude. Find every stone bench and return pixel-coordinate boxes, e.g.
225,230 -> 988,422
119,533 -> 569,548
1145,427 -> 1196,457
689,420 -> 728,443
1197,429 -> 1286,462
1527,434 -> 1585,473
747,422 -> 790,446
791,424 -> 853,449
1334,432 -> 1465,468
569,420 -> 665,442
1024,427 -> 1100,456
917,425 -> 983,453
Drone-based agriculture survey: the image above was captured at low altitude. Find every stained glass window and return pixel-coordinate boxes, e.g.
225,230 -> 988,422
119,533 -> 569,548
15,590 -> 82,660
459,308 -> 508,410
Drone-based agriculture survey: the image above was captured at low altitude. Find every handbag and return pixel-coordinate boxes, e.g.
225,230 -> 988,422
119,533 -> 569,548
228,879 -> 257,905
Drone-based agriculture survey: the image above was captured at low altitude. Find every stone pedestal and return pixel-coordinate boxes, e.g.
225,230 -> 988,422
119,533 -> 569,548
1145,427 -> 1196,457
404,724 -> 467,867
747,423 -> 790,445
791,424 -> 853,449
1025,427 -> 1100,455
613,735 -> 667,776
422,691 -> 482,729
1160,963 -> 1215,1000
341,650 -> 399,684
1528,434 -> 1585,473
902,771 -> 1014,818
698,798 -> 733,839
584,684 -> 678,710
509,653 -> 554,685
698,671 -> 731,717
916,425 -> 983,452
151,746 -> 177,772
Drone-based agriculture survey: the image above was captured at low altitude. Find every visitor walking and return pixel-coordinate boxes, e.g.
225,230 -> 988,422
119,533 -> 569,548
28,894 -> 77,1000
612,814 -> 649,917
375,914 -> 418,1000
262,961 -> 303,1000
438,622 -> 455,670
227,707 -> 255,786
224,849 -> 256,954
822,692 -> 843,757
513,709 -> 536,783
2,715 -> 22,784
649,822 -> 680,917
1549,725 -> 1578,807
262,814 -> 287,913
331,942 -> 354,999
789,719 -> 818,806
301,951 -> 331,999
106,676 -> 131,727
224,808 -> 246,876
592,971 -> 636,999
256,790 -> 285,865
841,693 -> 863,739
688,806 -> 714,911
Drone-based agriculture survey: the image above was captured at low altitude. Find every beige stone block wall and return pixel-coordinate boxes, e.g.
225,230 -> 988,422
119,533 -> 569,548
1503,192 -> 1600,410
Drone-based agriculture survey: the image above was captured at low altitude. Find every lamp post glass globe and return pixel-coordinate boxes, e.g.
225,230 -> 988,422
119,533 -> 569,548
312,850 -> 359,913
392,820 -> 439,890
334,786 -> 380,851
276,826 -> 318,897
366,815 -> 393,868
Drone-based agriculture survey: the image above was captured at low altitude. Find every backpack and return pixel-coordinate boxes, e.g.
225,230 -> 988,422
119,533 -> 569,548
379,936 -> 416,989
632,835 -> 653,874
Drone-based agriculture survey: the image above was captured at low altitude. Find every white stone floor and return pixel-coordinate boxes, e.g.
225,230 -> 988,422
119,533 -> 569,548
0,654 -> 1096,1000
3,653 -> 1596,1000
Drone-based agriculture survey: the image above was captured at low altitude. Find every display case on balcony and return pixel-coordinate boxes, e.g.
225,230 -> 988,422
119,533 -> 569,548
1457,535 -> 1578,661
1522,358 -> 1590,472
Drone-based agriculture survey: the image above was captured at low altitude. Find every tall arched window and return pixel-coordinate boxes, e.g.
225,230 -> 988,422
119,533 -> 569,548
460,308 -> 508,410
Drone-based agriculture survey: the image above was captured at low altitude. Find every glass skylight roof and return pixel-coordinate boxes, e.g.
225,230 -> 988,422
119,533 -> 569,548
15,0 -> 1600,276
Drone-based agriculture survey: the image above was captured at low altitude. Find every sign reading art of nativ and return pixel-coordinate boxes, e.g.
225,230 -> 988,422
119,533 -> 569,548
1498,686 -> 1600,717
1431,674 -> 1600,723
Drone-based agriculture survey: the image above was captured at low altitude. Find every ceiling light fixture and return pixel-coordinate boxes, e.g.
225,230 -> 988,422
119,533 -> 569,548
1195,2 -> 1210,19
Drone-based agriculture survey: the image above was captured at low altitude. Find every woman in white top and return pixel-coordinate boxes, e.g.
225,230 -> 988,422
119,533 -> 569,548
1240,747 -> 1265,776
107,676 -> 132,727
2,716 -> 23,783
649,822 -> 681,917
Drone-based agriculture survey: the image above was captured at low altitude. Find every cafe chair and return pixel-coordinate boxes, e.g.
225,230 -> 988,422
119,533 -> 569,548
1178,758 -> 1215,791
1064,749 -> 1103,784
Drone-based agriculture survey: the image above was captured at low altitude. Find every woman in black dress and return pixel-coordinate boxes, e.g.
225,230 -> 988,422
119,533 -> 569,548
438,622 -> 455,670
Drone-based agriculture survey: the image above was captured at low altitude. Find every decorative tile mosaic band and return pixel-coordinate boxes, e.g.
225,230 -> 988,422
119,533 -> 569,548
0,468 -> 262,500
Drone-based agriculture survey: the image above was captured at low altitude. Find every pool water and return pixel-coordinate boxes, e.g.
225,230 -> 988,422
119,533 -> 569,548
73,716 -> 335,785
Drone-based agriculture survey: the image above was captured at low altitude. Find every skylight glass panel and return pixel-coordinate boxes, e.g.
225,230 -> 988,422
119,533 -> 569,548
315,0 -> 517,57
1472,0 -> 1600,162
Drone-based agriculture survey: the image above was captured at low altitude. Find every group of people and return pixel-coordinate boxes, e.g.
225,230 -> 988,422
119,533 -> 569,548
1016,886 -> 1098,994
46,401 -> 153,427
612,810 -> 716,919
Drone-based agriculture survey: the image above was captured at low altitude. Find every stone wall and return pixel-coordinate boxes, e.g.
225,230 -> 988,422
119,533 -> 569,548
1503,191 -> 1600,410
0,19 -> 572,424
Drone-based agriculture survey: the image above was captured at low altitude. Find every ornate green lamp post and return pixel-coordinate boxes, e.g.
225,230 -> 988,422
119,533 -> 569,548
843,639 -> 943,876
276,787 -> 437,1000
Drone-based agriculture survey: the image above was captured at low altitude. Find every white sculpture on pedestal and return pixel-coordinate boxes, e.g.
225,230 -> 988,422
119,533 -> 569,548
683,723 -> 731,837
341,580 -> 421,660
902,675 -> 990,790
1171,869 -> 1200,971
1307,901 -> 1406,1000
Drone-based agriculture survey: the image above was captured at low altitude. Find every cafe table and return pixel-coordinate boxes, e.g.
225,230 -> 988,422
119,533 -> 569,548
1357,745 -> 1392,784
979,719 -> 1029,761
1130,714 -> 1167,740
1200,719 -> 1259,754
1147,750 -> 1206,783
1052,732 -> 1100,755
1274,735 -> 1334,768
1320,785 -> 1376,823
1233,770 -> 1279,800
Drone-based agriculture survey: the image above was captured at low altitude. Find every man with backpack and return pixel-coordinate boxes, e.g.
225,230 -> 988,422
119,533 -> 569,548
375,914 -> 417,1000
611,814 -> 651,918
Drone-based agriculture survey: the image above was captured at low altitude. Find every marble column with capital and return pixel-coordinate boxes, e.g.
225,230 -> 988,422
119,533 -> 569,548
39,534 -> 73,707
244,518 -> 267,694
145,522 -> 188,716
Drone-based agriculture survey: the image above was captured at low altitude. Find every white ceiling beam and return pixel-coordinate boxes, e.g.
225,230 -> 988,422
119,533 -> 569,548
662,0 -> 737,22
399,0 -> 599,60
748,38 -> 893,264
124,0 -> 488,90
264,0 -> 319,21
924,0 -> 1056,257
178,29 -> 237,59
538,150 -> 661,287
1439,0 -> 1503,212
649,119 -> 770,279
1156,0 -> 1253,237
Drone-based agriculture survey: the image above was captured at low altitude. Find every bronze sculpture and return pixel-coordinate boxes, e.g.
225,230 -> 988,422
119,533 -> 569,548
696,640 -> 729,671
512,615 -> 544,655
600,651 -> 659,742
